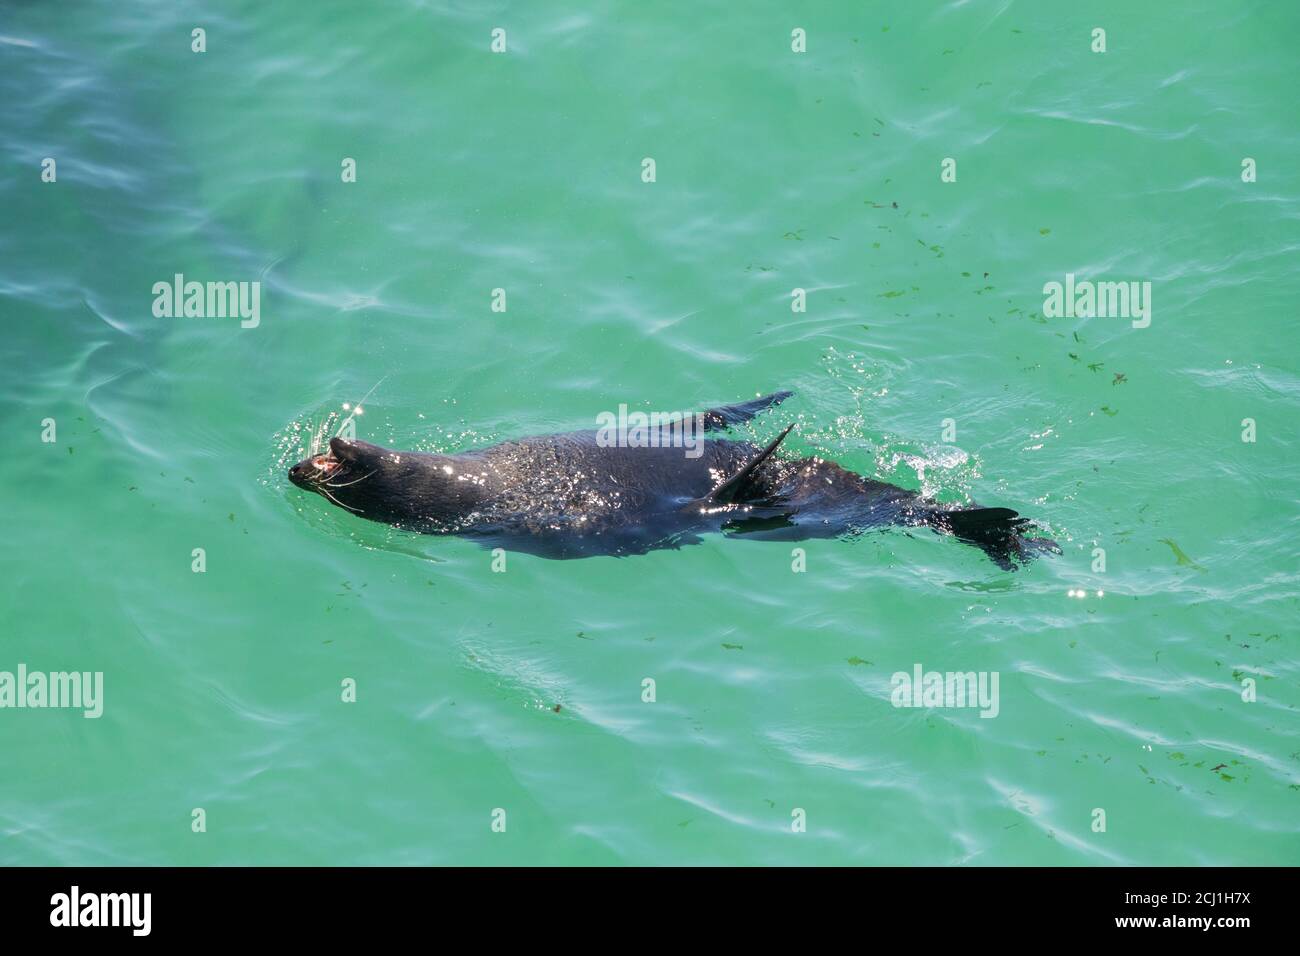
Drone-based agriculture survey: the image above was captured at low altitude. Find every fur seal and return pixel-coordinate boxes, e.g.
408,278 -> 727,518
288,391 -> 1058,568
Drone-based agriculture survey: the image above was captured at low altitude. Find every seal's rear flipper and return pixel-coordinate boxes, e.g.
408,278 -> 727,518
700,390 -> 794,431
686,423 -> 794,511
929,507 -> 1059,570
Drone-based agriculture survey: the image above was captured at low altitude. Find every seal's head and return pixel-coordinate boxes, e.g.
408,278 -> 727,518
288,436 -> 475,530
289,437 -> 491,535
288,437 -> 389,512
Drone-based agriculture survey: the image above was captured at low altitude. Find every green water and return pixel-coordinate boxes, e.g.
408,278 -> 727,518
2,1 -> 1297,866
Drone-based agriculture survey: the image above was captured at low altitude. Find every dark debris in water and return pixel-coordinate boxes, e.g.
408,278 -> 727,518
1159,538 -> 1205,570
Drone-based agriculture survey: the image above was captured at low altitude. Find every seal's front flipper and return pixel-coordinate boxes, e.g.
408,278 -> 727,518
686,423 -> 794,511
928,507 -> 1058,570
700,390 -> 794,431
722,512 -> 797,536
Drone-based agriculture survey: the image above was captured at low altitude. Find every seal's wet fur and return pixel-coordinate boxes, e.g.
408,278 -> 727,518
289,391 -> 1058,568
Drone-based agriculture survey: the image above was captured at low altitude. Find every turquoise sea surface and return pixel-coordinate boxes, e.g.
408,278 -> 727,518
2,1 -> 1297,865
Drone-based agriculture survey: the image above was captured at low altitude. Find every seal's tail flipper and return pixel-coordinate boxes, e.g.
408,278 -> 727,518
928,507 -> 1060,570
700,390 -> 794,431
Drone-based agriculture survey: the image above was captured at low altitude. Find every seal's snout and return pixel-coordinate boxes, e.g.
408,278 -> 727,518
289,453 -> 341,489
288,459 -> 312,487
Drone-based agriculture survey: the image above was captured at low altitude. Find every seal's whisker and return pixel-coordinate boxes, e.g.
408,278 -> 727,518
308,416 -> 331,457
319,486 -> 363,513
325,470 -> 374,489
